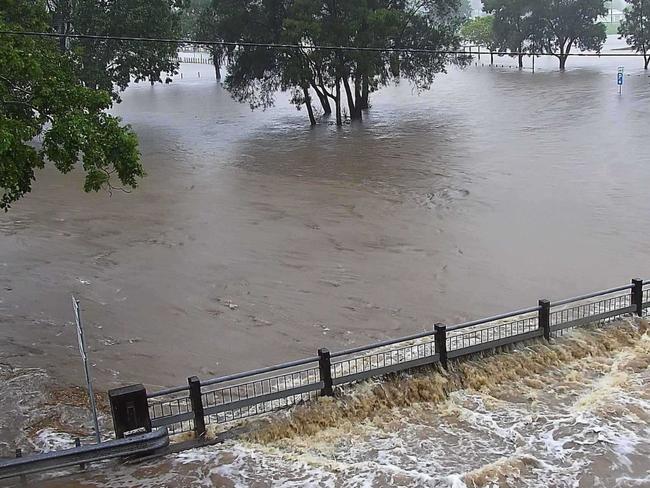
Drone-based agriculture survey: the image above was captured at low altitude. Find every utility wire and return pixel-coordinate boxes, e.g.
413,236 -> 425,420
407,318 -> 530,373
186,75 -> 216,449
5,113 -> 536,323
0,30 -> 648,57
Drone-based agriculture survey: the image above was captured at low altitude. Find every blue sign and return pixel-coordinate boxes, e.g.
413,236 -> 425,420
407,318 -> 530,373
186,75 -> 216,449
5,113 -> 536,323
617,73 -> 624,85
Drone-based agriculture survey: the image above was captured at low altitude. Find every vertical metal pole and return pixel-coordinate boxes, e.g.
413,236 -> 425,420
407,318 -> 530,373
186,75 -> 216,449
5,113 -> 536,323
434,324 -> 448,370
188,376 -> 206,438
318,348 -> 334,396
632,279 -> 644,317
539,299 -> 551,341
532,55 -> 535,73
72,297 -> 101,444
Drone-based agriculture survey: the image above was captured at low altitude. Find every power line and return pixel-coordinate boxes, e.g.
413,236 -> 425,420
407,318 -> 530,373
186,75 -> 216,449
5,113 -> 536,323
0,30 -> 648,57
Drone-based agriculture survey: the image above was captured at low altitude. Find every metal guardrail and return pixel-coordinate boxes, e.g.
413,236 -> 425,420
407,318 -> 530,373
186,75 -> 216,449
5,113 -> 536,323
143,278 -> 650,436
0,428 -> 169,481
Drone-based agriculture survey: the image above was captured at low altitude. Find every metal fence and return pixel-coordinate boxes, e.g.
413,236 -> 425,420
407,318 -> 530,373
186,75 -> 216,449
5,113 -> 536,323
170,55 -> 213,65
143,278 -> 650,436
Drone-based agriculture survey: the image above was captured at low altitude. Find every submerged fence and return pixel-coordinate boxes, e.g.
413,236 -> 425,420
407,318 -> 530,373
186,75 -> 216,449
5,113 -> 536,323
110,278 -> 650,438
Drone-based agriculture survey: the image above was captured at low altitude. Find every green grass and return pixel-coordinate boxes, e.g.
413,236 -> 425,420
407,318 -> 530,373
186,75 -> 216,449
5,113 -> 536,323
603,22 -> 621,35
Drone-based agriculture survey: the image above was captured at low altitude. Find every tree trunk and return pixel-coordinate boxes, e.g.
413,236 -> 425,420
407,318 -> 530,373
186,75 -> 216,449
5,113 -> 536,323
352,78 -> 363,120
559,55 -> 567,70
342,77 -> 361,121
360,74 -> 370,110
303,87 -> 316,126
210,48 -> 222,80
645,54 -> 649,70
214,59 -> 221,80
335,78 -> 342,126
490,52 -> 494,66
518,53 -> 524,70
313,85 -> 331,115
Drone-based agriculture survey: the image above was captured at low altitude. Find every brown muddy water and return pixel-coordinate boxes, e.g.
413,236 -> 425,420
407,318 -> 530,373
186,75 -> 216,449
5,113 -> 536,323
8,319 -> 650,487
1,36 -> 649,486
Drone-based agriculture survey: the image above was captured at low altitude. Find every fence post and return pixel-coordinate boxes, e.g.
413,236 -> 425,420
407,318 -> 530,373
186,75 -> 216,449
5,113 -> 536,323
632,279 -> 644,317
434,323 -> 448,370
539,299 -> 551,341
318,348 -> 334,397
74,438 -> 86,470
188,376 -> 206,438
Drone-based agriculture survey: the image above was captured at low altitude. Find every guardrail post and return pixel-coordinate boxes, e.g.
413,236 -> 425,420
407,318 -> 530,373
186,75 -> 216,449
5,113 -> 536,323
108,384 -> 151,439
318,348 -> 334,396
15,448 -> 26,484
188,376 -> 206,438
632,279 -> 644,317
539,299 -> 551,341
74,438 -> 85,470
434,323 -> 448,370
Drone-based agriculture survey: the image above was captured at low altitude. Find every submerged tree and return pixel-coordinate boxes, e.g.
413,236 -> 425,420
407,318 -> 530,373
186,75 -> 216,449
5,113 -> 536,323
529,0 -> 607,70
0,0 -> 144,210
619,0 -> 650,69
48,0 -> 186,97
461,15 -> 498,64
209,0 -> 467,126
194,2 -> 228,80
179,0 -> 227,80
483,0 -> 534,69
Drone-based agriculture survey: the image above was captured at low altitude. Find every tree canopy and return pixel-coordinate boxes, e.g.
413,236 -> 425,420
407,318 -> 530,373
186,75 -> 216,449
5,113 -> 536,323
483,0 -> 607,70
529,0 -> 607,70
619,0 -> 650,69
461,15 -> 495,48
206,0 -> 468,126
483,0 -> 534,68
460,15 -> 497,63
0,0 -> 144,210
49,0 -> 186,97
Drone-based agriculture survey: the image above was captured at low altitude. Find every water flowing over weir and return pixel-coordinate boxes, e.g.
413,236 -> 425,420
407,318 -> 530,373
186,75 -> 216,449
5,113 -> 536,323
29,318 -> 650,487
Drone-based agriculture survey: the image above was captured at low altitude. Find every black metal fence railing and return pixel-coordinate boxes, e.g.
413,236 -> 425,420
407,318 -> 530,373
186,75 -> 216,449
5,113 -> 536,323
201,363 -> 321,426
110,278 -> 650,438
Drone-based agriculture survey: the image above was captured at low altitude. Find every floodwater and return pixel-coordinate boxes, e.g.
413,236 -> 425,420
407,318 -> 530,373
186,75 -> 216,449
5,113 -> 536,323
10,319 -> 650,487
1,36 -> 650,485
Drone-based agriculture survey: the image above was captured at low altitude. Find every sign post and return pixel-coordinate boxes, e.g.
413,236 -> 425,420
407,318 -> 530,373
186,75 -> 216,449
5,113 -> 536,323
617,67 -> 624,95
72,296 -> 101,444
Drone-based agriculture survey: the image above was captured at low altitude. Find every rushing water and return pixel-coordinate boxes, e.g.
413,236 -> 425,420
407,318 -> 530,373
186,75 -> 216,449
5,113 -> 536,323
0,36 -> 649,486
10,318 -> 650,487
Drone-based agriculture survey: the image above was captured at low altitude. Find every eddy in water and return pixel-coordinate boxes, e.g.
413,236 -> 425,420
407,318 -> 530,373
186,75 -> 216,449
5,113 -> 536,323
24,318 -> 649,488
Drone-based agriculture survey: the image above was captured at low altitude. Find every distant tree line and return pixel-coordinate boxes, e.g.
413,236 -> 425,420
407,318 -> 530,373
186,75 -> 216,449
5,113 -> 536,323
459,0 -> 648,70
